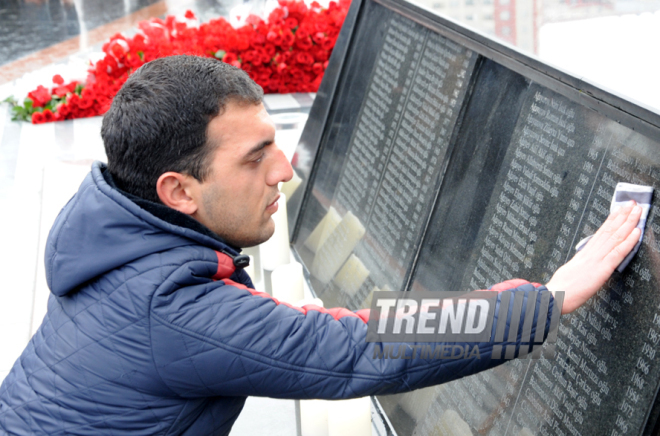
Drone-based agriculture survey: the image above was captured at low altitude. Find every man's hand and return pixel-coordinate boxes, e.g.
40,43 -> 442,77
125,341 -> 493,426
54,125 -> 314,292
545,203 -> 643,314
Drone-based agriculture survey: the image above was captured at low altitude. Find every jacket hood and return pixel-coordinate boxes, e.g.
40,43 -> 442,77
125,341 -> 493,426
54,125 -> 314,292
45,162 -> 239,297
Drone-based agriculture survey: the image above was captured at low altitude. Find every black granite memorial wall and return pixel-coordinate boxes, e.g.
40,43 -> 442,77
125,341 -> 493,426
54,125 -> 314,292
287,0 -> 660,434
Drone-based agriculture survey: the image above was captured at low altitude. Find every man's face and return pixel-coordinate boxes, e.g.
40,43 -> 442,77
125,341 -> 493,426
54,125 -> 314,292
191,100 -> 293,247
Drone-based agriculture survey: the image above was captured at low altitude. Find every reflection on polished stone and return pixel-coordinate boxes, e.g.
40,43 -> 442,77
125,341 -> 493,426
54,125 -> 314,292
0,0 -> 160,66
0,0 -> 245,82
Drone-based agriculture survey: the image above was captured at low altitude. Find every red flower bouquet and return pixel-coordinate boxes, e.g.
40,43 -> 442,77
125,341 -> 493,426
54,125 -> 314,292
7,0 -> 350,124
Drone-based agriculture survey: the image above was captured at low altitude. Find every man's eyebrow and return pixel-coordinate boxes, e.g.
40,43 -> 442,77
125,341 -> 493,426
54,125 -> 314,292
243,140 -> 273,159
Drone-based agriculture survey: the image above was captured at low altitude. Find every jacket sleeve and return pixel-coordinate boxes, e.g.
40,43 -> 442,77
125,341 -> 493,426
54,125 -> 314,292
150,264 -> 554,400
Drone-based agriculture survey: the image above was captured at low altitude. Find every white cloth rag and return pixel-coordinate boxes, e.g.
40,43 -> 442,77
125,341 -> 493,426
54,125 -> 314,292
575,182 -> 653,273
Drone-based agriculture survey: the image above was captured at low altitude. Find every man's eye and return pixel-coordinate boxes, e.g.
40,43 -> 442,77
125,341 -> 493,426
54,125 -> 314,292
253,153 -> 265,163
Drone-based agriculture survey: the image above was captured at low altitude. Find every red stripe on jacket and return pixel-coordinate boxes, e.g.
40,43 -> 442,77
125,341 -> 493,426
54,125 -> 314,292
213,251 -> 236,280
222,277 -> 370,323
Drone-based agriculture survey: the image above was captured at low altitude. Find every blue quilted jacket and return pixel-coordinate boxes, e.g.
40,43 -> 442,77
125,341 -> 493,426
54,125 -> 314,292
0,162 -> 554,435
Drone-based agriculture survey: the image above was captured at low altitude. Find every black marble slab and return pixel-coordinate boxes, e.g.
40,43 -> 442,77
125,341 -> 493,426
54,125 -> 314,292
290,0 -> 660,435
285,0 -> 363,234
383,63 -> 660,436
293,0 -> 477,308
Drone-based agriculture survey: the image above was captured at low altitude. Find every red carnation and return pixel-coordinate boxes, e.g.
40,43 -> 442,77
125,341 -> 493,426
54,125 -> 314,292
82,87 -> 96,100
104,55 -> 119,72
263,43 -> 276,57
95,82 -> 109,95
284,17 -> 298,29
322,37 -> 335,50
223,52 -> 238,64
281,30 -> 295,47
28,85 -> 52,108
290,67 -> 304,80
258,52 -> 271,64
259,77 -> 271,88
251,52 -> 264,66
52,74 -> 64,85
111,43 -> 126,58
68,93 -> 81,106
79,96 -> 94,109
314,21 -> 328,33
312,32 -> 325,44
185,10 -> 196,20
57,103 -> 71,117
268,8 -> 286,23
266,30 -> 283,46
42,109 -> 55,123
246,14 -> 263,26
98,98 -> 112,115
242,50 -> 258,64
295,52 -> 314,65
125,52 -> 144,68
31,111 -> 45,124
54,86 -> 69,97
311,47 -> 329,62
295,37 -> 313,50
250,33 -> 266,47
296,26 -> 310,40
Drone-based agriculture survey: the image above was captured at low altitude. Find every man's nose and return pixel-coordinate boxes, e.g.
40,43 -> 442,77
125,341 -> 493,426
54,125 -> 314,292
269,144 -> 294,186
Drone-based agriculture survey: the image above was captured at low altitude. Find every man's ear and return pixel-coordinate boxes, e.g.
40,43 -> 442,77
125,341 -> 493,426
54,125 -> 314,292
156,172 -> 199,215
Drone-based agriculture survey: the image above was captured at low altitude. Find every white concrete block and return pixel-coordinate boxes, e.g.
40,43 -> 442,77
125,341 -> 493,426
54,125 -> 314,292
72,116 -> 106,162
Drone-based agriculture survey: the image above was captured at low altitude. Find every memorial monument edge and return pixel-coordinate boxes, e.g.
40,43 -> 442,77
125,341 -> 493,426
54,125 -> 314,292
287,0 -> 365,241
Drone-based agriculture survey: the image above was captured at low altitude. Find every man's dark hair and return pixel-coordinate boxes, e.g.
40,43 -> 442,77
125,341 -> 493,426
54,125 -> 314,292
102,55 -> 264,203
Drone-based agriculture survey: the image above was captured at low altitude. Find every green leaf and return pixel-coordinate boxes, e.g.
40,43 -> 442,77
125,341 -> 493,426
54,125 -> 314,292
214,50 -> 226,60
75,84 -> 84,94
24,99 -> 33,111
10,105 -> 29,122
2,95 -> 17,105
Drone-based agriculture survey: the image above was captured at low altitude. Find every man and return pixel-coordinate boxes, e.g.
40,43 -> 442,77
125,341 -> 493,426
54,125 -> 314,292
0,55 -> 642,435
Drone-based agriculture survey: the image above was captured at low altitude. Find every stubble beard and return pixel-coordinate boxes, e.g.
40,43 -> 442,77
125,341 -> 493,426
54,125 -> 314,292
235,217 -> 275,248
200,184 -> 277,248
